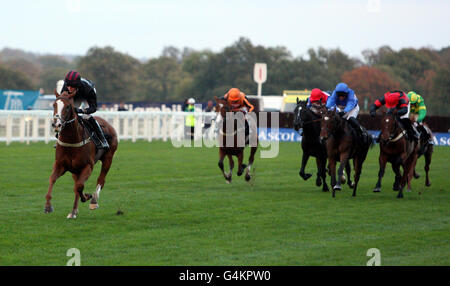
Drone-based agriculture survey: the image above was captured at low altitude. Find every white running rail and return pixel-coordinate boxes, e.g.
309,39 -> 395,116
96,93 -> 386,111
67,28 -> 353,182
0,110 -> 217,145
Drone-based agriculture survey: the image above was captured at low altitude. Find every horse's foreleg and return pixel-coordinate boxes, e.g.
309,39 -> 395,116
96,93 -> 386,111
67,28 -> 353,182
352,158 -> 363,197
68,165 -> 93,218
374,154 -> 387,192
345,161 -> 354,188
237,151 -> 245,176
245,146 -> 257,182
328,159 -> 337,198
424,145 -> 433,187
299,152 -> 312,181
392,163 -> 402,191
318,157 -> 329,192
218,149 -> 229,183
334,154 -> 349,193
45,163 -> 66,213
227,154 -> 234,183
407,153 -> 419,193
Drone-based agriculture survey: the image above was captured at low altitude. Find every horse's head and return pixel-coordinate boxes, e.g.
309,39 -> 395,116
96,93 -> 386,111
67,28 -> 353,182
52,89 -> 77,133
380,112 -> 398,143
319,109 -> 338,142
293,99 -> 308,131
214,96 -> 230,118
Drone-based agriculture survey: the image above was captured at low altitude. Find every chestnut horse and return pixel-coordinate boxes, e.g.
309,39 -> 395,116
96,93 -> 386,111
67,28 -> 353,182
373,113 -> 418,198
45,90 -> 118,218
214,97 -> 258,183
320,110 -> 373,198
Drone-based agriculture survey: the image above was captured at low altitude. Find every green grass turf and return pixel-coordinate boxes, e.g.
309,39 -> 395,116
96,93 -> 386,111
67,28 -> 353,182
0,140 -> 448,265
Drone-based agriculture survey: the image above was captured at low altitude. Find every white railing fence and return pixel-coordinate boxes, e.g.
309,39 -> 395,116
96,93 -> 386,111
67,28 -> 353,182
0,110 -> 217,145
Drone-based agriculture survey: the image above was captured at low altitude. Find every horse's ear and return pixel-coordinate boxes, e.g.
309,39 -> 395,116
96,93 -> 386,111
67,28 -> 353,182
54,89 -> 60,98
296,97 -> 299,104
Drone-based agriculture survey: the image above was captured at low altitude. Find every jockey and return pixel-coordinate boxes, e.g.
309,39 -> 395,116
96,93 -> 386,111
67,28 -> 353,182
407,91 -> 427,124
61,70 -> 109,149
307,88 -> 329,111
326,82 -> 367,143
370,90 -> 419,142
217,88 -> 255,137
407,91 -> 433,144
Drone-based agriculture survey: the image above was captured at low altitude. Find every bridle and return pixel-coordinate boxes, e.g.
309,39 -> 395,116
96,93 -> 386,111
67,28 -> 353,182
320,112 -> 340,141
53,97 -> 77,131
382,115 -> 405,143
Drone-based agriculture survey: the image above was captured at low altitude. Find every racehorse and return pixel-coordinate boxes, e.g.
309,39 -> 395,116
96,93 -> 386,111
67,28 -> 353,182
293,99 -> 329,192
412,123 -> 433,187
372,113 -> 418,198
45,90 -> 118,218
320,109 -> 373,198
214,97 -> 258,183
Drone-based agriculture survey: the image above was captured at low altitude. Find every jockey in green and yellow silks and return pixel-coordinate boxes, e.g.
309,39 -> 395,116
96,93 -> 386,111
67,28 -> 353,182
407,91 -> 426,123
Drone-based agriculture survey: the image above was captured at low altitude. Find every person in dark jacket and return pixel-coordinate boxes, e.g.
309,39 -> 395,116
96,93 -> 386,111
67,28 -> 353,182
370,90 -> 419,142
61,70 -> 109,149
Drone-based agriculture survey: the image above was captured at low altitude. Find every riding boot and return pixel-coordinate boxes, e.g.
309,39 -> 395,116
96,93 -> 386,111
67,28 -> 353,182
87,117 -> 109,150
401,118 -> 419,142
348,117 -> 367,144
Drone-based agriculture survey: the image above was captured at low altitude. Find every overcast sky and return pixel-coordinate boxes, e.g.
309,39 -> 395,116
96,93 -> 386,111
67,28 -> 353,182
1,0 -> 449,60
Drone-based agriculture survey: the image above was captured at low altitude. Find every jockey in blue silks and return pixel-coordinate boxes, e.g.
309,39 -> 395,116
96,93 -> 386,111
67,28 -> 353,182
326,82 -> 367,143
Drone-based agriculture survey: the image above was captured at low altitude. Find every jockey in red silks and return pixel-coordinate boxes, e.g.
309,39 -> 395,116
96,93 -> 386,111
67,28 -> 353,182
370,90 -> 419,142
307,88 -> 329,111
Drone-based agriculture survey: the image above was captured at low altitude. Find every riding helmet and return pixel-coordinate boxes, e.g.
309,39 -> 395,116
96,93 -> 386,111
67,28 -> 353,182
227,88 -> 241,101
64,70 -> 82,87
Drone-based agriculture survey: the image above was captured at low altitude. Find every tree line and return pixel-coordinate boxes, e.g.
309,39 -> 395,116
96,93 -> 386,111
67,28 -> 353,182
0,37 -> 449,115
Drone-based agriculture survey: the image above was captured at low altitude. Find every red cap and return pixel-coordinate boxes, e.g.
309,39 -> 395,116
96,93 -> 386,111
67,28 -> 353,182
385,92 -> 400,108
310,88 -> 325,103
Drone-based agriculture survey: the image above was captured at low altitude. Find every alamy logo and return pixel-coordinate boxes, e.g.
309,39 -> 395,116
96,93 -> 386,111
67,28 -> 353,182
366,248 -> 381,266
66,248 -> 81,266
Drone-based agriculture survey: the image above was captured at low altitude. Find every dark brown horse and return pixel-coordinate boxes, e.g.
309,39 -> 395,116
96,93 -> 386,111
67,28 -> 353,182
293,99 -> 329,192
214,97 -> 258,183
412,123 -> 433,187
45,90 -> 118,218
320,110 -> 373,198
373,113 -> 418,198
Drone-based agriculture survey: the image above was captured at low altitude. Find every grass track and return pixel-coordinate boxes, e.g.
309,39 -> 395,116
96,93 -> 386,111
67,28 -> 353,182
0,140 -> 448,265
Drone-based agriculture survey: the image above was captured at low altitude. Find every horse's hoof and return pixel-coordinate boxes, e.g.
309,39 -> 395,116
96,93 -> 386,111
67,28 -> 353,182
323,185 -> 329,192
373,188 -> 381,193
44,206 -> 54,213
245,174 -> 251,182
396,194 -> 404,199
67,213 -> 77,219
348,181 -> 355,188
303,173 -> 312,181
340,175 -> 346,185
333,185 -> 342,191
316,178 -> 322,187
425,182 -> 431,187
89,203 -> 99,210
414,173 -> 420,179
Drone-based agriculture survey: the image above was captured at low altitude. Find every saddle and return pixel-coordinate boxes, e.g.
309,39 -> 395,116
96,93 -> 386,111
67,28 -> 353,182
79,118 -> 111,150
